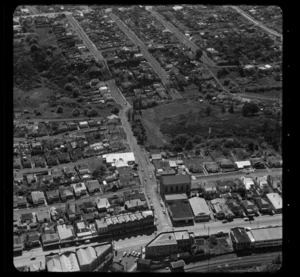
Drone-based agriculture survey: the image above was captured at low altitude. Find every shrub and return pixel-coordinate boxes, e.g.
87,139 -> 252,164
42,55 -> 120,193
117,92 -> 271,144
111,107 -> 120,115
72,108 -> 80,116
30,43 -> 40,52
87,108 -> 98,117
64,83 -> 74,92
56,106 -> 63,113
72,87 -> 80,98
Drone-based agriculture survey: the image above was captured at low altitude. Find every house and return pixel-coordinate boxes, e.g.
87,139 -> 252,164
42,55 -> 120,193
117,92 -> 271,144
240,176 -> 255,190
21,212 -> 35,224
74,221 -> 93,239
64,166 -> 77,178
14,236 -> 23,254
77,164 -> 91,175
56,224 -> 75,243
188,197 -> 211,222
86,180 -> 101,194
253,197 -> 271,214
255,176 -> 269,193
240,200 -> 258,216
36,210 -> 51,223
66,203 -> 82,222
226,199 -> 242,217
46,190 -> 60,204
25,231 -> 40,248
83,201 -> 96,213
31,191 -> 46,206
71,182 -> 87,197
95,197 -> 111,214
250,158 -> 265,169
79,121 -> 89,129
17,197 -> 28,209
41,233 -> 60,249
210,198 -> 226,220
235,161 -> 251,170
219,159 -> 236,171
59,187 -> 74,202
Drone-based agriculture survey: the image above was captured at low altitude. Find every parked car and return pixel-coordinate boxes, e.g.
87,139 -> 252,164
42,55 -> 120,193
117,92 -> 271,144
150,174 -> 152,179
244,218 -> 249,221
123,252 -> 127,257
222,219 -> 227,224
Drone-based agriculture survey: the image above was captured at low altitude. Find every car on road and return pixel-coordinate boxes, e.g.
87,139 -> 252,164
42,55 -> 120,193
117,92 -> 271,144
160,201 -> 164,207
244,218 -> 249,221
141,169 -> 144,172
127,252 -> 131,257
222,219 -> 228,224
119,258 -> 122,262
123,252 -> 127,257
30,256 -> 36,260
150,174 -> 152,179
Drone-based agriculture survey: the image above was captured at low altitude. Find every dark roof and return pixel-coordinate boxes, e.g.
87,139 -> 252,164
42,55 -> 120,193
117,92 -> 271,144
111,262 -> 124,272
161,175 -> 191,186
27,233 -> 40,242
41,233 -> 59,244
137,259 -> 151,266
231,227 -> 251,244
168,200 -> 194,220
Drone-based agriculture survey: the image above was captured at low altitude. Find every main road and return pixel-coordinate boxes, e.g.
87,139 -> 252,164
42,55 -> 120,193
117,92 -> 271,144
108,12 -> 170,89
230,6 -> 282,39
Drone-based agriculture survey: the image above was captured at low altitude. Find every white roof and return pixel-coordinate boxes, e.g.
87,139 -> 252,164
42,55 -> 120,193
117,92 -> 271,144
76,247 -> 97,267
71,182 -> 87,193
115,159 -> 128,168
142,210 -> 153,217
189,197 -> 211,216
169,160 -> 177,167
241,177 -> 255,190
47,256 -> 62,272
60,253 -> 80,272
235,161 -> 251,168
96,198 -> 110,209
266,193 -> 282,210
79,121 -> 88,125
104,152 -> 135,164
57,224 -> 74,240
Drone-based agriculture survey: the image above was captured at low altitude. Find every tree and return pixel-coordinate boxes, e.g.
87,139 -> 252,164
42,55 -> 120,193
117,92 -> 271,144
72,87 -> 80,98
72,108 -> 80,116
205,105 -> 211,116
195,49 -> 203,60
221,105 -> 226,113
228,104 -> 234,114
242,102 -> 259,117
193,135 -> 202,144
111,107 -> 120,115
56,106 -> 63,113
185,140 -> 194,150
90,79 -> 100,86
64,83 -> 74,92
30,43 -> 40,52
92,165 -> 106,178
195,149 -> 201,155
173,134 -> 189,148
87,108 -> 98,117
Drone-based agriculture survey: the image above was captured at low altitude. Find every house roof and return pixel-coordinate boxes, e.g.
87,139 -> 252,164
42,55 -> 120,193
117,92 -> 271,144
235,161 -> 251,168
104,152 -> 135,164
57,225 -> 74,240
161,175 -> 191,186
41,233 -> 60,244
231,227 -> 251,244
189,197 -> 211,216
165,193 -> 188,202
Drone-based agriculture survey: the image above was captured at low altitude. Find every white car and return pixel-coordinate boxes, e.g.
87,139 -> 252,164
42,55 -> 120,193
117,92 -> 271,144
150,174 -> 152,179
123,252 -> 127,257
244,218 -> 249,221
127,252 -> 131,257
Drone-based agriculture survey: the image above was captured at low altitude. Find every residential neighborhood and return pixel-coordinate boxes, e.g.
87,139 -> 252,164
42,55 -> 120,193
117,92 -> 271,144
12,4 -> 282,273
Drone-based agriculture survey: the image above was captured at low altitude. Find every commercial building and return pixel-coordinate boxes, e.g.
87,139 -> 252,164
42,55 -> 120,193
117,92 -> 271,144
167,200 -> 194,226
94,243 -> 113,271
74,221 -> 93,240
145,230 -> 194,258
103,152 -> 135,166
188,197 -> 211,222
41,233 -> 60,249
235,161 -> 251,169
59,252 -> 80,272
76,246 -> 98,271
247,226 -> 282,248
165,193 -> 188,204
159,175 -> 191,196
266,193 -> 282,213
230,227 -> 252,251
240,176 -> 255,190
57,224 -> 75,244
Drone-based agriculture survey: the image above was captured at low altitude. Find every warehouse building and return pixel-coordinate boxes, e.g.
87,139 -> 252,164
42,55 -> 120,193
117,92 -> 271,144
165,193 -> 188,204
167,200 -> 194,226
188,197 -> 211,222
76,246 -> 98,271
247,226 -> 282,248
266,193 -> 282,213
103,152 -> 135,166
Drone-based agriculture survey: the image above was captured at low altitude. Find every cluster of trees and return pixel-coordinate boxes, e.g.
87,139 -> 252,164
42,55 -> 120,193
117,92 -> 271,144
245,85 -> 282,93
169,134 -> 203,152
128,108 -> 147,145
242,102 -> 259,117
92,164 -> 106,179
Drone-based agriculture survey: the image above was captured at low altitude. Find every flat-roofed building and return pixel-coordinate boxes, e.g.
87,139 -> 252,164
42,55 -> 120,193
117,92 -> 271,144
266,193 -> 282,213
167,200 -> 194,226
41,233 -> 60,249
103,152 -> 135,166
76,246 -> 98,271
248,226 -> 282,248
95,218 -> 108,235
94,243 -> 113,270
165,193 -> 188,204
189,197 -> 211,222
75,221 -> 93,239
57,224 -> 75,243
235,161 -> 251,169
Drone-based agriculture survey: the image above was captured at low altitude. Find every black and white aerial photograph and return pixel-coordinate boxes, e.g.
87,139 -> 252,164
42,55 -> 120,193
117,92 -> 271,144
13,4 -> 282,272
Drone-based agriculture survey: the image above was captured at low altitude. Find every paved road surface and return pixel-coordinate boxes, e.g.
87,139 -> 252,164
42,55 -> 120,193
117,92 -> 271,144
230,6 -> 282,39
108,12 -> 170,88
65,13 -> 110,73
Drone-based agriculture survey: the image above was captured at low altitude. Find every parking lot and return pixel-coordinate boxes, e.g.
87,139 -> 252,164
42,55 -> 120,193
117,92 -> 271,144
113,247 -> 143,271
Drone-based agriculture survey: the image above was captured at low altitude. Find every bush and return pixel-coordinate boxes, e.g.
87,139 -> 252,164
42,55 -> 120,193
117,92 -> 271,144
90,78 -> 100,86
87,108 -> 98,117
56,106 -> 63,113
64,83 -> 74,92
72,87 -> 80,98
30,43 -> 40,52
111,107 -> 120,115
72,108 -> 80,116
